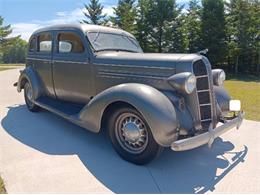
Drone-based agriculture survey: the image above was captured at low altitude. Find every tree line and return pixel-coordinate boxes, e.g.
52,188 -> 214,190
83,0 -> 260,76
1,0 -> 259,76
0,16 -> 27,64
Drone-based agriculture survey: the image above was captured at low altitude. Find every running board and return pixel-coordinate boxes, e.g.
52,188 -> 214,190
34,96 -> 87,128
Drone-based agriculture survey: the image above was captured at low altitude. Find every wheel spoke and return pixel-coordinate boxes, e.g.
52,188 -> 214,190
115,112 -> 148,154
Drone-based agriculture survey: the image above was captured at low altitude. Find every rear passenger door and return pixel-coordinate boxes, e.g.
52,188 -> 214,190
31,32 -> 55,98
52,30 -> 93,103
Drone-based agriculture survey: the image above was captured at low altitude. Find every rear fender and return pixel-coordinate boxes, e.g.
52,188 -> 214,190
79,83 -> 179,147
17,66 -> 44,99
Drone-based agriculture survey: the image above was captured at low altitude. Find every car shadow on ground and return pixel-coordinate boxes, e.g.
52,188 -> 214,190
1,104 -> 248,193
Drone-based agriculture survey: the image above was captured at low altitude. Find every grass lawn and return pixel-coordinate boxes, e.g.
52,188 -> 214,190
0,68 -> 13,71
0,177 -> 6,194
0,63 -> 24,67
0,63 -> 24,72
225,75 -> 260,121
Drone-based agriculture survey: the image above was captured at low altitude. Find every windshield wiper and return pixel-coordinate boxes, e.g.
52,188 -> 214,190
93,31 -> 101,46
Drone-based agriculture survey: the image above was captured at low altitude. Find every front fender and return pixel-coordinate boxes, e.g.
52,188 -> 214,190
17,66 -> 43,99
79,83 -> 179,147
214,86 -> 231,115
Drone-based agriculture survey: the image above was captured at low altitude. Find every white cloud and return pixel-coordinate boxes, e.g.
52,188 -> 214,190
11,23 -> 42,41
102,6 -> 115,16
10,6 -> 115,41
56,12 -> 67,17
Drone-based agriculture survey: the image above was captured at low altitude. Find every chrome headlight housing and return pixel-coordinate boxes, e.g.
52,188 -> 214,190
167,72 -> 196,94
212,69 -> 226,86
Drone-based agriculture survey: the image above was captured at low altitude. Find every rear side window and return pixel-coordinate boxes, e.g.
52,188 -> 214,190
29,37 -> 36,52
57,32 -> 84,53
38,33 -> 52,52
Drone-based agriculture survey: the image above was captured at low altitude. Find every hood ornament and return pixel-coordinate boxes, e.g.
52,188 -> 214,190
197,48 -> 209,55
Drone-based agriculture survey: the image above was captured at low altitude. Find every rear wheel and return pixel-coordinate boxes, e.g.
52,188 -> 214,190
108,106 -> 163,165
24,81 -> 40,112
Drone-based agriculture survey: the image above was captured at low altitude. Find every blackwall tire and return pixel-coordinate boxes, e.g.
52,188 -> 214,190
24,81 -> 40,112
108,106 -> 163,165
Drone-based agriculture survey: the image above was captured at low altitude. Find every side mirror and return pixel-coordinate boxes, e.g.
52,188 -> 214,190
59,41 -> 72,53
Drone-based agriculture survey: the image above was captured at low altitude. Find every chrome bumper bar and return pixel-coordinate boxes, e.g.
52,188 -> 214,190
171,111 -> 244,151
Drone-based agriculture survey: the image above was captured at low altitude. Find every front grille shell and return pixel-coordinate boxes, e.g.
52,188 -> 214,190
193,59 -> 217,130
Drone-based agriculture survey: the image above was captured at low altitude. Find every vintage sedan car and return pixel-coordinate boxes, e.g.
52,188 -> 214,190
15,24 -> 244,164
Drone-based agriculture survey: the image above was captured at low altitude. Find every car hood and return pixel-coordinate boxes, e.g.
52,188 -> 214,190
93,51 -> 202,69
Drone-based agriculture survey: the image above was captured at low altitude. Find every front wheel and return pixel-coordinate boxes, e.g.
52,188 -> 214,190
24,81 -> 40,112
108,106 -> 163,165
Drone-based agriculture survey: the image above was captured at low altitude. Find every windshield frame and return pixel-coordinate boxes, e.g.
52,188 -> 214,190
86,31 -> 143,53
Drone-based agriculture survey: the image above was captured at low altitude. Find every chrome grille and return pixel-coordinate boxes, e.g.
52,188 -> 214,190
193,60 -> 212,129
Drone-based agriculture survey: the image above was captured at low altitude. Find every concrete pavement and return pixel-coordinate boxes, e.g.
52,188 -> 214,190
0,68 -> 260,193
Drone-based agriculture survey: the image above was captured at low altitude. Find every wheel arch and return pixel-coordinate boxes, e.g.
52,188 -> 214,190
79,83 -> 179,147
100,101 -> 136,130
17,66 -> 44,99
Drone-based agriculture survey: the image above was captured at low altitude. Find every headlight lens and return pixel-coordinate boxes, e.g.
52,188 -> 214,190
212,69 -> 226,86
218,70 -> 226,85
185,75 -> 196,94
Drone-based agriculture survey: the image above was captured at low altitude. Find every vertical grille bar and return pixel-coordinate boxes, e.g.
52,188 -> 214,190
193,60 -> 212,129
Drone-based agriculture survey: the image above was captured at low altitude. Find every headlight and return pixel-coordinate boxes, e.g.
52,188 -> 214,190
185,74 -> 196,94
167,72 -> 196,94
212,69 -> 226,86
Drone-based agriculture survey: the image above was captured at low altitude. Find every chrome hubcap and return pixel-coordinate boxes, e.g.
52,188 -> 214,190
25,83 -> 33,101
115,113 -> 148,154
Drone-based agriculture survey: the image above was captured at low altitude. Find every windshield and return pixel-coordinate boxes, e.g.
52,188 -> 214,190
87,32 -> 143,53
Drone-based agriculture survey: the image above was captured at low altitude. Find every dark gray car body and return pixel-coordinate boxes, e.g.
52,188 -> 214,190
17,24 -> 242,148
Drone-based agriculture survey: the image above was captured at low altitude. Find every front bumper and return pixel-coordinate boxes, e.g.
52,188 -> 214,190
171,111 -> 244,151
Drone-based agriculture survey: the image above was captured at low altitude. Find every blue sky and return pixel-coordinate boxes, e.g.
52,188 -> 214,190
0,0 -> 189,41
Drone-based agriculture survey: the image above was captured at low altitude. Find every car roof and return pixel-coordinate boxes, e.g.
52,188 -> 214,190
31,23 -> 135,38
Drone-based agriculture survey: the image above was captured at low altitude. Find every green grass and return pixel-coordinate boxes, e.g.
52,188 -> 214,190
225,75 -> 260,121
0,68 -> 13,71
0,63 -> 25,68
0,177 -> 6,194
0,63 -> 24,71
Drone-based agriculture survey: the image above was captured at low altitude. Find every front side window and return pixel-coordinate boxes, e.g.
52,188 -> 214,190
57,33 -> 84,53
87,32 -> 143,53
38,33 -> 52,52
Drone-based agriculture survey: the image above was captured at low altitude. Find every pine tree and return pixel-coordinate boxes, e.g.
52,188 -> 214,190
226,0 -> 260,74
167,8 -> 188,53
185,0 -> 202,53
251,0 -> 260,76
0,16 -> 13,53
136,0 -> 150,51
111,0 -> 137,34
82,0 -> 106,25
0,16 -> 19,62
201,0 -> 227,66
144,0 -> 180,53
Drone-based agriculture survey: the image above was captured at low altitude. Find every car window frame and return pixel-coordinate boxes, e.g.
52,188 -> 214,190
54,30 -> 88,57
28,36 -> 36,53
36,32 -> 53,54
86,31 -> 143,53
